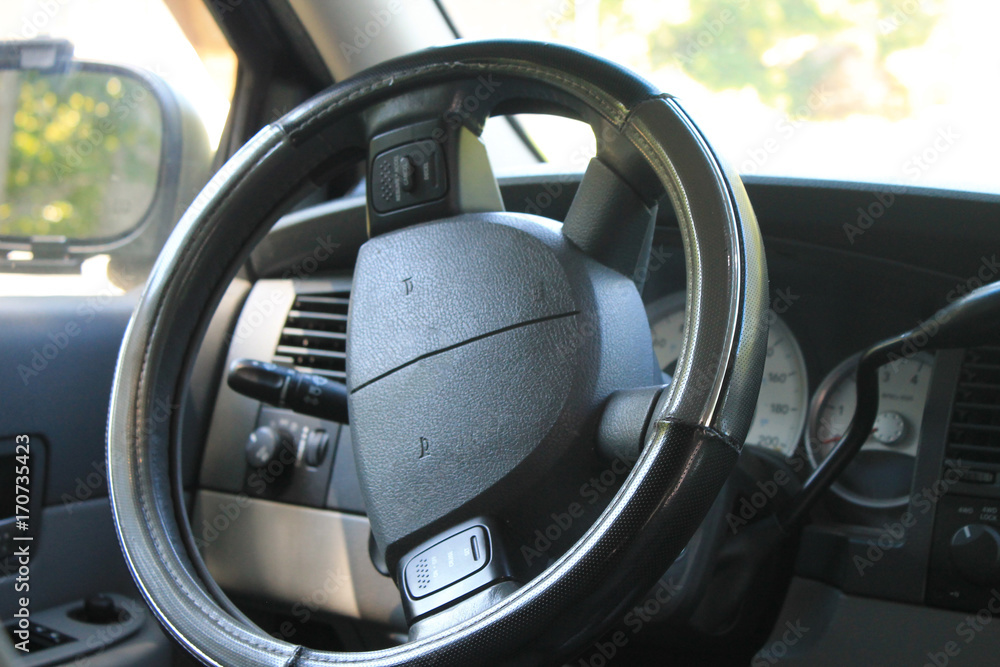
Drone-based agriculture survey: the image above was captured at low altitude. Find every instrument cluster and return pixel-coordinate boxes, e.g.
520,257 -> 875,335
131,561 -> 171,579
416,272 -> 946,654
646,291 -> 935,508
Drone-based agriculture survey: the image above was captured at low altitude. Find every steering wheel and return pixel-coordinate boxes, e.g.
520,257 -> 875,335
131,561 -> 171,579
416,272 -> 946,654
107,40 -> 767,665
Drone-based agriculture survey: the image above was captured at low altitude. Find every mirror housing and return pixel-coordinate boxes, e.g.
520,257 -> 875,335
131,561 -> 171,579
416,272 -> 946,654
0,39 -> 210,288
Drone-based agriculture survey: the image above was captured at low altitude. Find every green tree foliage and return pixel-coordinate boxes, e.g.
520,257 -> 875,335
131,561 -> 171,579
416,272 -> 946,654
0,69 -> 161,239
600,0 -> 941,120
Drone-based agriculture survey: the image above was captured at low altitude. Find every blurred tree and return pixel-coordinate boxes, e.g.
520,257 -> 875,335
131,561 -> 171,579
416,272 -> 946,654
0,69 -> 161,239
597,0 -> 942,120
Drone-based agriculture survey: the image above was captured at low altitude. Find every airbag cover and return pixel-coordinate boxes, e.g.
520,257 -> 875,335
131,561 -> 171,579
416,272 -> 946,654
347,217 -> 576,389
347,215 -> 590,559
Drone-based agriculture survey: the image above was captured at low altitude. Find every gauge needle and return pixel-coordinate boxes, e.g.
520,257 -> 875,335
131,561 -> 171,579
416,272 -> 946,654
822,424 -> 877,445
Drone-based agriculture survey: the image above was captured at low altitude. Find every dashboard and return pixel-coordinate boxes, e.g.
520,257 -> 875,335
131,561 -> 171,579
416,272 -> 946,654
183,173 -> 1000,662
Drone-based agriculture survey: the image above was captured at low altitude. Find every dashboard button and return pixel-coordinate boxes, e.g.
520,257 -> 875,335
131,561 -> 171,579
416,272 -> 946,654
304,429 -> 330,467
244,426 -> 293,469
370,140 -> 446,213
403,526 -> 489,599
949,523 -> 1000,586
961,469 -> 995,484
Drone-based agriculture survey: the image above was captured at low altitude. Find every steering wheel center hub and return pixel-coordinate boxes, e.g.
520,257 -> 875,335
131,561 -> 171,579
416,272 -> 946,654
348,212 -> 658,564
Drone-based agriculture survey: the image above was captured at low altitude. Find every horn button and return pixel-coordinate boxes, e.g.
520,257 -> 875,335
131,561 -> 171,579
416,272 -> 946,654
347,213 -> 656,565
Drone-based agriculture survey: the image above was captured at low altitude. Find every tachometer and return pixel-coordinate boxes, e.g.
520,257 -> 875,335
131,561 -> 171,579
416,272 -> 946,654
647,292 -> 808,457
806,352 -> 935,507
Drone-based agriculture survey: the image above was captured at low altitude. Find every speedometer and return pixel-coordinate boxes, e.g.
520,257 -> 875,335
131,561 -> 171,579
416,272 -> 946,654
647,292 -> 808,457
806,352 -> 935,507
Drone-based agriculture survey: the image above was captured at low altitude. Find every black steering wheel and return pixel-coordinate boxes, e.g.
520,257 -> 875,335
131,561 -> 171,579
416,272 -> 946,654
107,40 -> 767,665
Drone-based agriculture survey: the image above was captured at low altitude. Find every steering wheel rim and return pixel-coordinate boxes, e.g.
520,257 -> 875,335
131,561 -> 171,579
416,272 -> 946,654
107,40 -> 767,665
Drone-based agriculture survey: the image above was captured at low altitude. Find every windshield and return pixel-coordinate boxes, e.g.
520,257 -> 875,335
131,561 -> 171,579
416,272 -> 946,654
442,0 -> 1000,195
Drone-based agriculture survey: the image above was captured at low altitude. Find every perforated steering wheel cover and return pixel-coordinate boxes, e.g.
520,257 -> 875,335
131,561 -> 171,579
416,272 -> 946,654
106,40 -> 767,666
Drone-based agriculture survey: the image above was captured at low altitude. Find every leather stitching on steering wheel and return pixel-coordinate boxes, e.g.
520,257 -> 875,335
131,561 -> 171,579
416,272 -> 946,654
290,59 -> 632,142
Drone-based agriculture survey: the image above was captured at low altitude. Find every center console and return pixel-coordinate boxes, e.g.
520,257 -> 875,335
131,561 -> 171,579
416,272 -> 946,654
927,346 -> 1000,610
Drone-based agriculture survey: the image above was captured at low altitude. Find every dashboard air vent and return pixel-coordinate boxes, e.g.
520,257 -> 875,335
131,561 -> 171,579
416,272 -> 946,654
946,346 -> 1000,465
273,291 -> 349,381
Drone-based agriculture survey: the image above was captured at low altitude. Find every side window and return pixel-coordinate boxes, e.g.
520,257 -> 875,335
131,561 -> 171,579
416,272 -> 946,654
0,0 -> 237,295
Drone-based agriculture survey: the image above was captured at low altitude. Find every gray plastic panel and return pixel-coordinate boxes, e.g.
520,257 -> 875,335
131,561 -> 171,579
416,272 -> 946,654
756,577 -> 1000,666
0,295 -> 134,506
326,426 -> 366,514
192,490 -> 402,627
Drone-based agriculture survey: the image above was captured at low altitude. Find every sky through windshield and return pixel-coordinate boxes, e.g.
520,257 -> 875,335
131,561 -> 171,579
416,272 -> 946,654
445,0 -> 1000,195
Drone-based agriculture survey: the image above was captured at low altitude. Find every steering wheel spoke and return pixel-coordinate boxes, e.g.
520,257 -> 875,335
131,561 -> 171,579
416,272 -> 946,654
562,156 -> 659,288
363,83 -> 504,236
